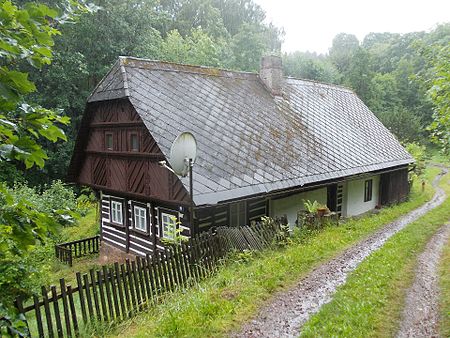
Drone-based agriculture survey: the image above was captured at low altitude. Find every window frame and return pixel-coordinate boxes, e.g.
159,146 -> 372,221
110,199 -> 124,225
160,210 -> 178,240
364,179 -> 373,202
129,132 -> 139,152
105,132 -> 114,151
133,205 -> 148,233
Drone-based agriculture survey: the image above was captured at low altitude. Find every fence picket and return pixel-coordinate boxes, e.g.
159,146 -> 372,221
33,294 -> 45,338
109,266 -> 120,320
89,270 -> 101,321
67,286 -> 78,336
41,286 -> 54,338
114,263 -> 126,319
96,270 -> 108,322
59,279 -> 72,337
75,273 -> 87,323
102,266 -> 114,319
50,285 -> 64,338
125,259 -> 137,311
131,261 -> 142,307
120,264 -> 132,317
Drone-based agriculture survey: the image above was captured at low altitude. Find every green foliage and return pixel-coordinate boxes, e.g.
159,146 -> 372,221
283,51 -> 339,83
0,0 -> 96,333
425,44 -> 450,154
160,216 -> 189,246
404,142 -> 427,179
303,199 -> 320,213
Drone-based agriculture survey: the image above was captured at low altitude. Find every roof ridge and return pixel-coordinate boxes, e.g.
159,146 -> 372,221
286,76 -> 354,93
119,56 -> 258,79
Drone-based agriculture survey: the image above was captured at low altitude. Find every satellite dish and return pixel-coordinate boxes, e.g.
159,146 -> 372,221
169,132 -> 197,177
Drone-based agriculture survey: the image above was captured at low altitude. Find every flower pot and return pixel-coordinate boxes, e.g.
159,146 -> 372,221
317,208 -> 327,217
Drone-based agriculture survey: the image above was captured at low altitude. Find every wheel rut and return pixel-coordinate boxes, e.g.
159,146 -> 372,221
396,222 -> 450,338
234,168 -> 448,338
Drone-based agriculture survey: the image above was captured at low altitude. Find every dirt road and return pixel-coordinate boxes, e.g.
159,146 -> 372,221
396,222 -> 449,338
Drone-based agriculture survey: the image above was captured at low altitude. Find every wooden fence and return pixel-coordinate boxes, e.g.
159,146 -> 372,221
55,236 -> 100,266
17,221 -> 285,337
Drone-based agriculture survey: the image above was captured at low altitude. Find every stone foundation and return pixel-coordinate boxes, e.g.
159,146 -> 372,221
99,241 -> 137,265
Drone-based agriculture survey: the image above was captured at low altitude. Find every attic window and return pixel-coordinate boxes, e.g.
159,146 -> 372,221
105,132 -> 113,150
130,133 -> 139,152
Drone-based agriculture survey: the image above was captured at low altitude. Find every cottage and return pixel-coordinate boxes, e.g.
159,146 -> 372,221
68,55 -> 413,257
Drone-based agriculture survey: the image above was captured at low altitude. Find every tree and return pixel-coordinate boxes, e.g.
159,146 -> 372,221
329,33 -> 359,74
426,44 -> 450,154
0,0 -> 95,334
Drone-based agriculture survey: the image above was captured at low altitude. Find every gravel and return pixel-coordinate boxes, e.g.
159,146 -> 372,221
234,168 -> 448,338
396,222 -> 450,338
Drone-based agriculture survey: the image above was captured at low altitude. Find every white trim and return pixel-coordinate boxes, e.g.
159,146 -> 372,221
129,238 -> 153,251
129,246 -> 146,256
103,225 -> 125,236
103,230 -> 126,242
102,237 -> 126,248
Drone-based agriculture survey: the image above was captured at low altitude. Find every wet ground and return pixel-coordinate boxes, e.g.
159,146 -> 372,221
397,222 -> 449,338
235,168 -> 448,338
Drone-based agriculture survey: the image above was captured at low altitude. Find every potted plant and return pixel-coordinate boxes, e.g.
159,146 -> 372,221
317,204 -> 328,217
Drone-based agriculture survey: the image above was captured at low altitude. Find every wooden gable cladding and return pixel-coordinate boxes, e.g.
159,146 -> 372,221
74,99 -> 191,205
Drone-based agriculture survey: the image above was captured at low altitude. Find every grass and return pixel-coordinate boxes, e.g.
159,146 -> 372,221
44,206 -> 101,287
106,170 -> 437,338
300,169 -> 450,337
439,227 -> 450,337
62,205 -> 99,242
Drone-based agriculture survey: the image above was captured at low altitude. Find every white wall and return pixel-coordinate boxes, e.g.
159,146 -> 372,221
270,187 -> 327,227
345,175 -> 380,216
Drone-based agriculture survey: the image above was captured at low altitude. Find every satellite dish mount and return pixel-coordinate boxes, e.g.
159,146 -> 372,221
167,132 -> 197,231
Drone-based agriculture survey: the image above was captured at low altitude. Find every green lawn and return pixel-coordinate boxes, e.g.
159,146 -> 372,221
107,170 -> 437,338
300,169 -> 450,337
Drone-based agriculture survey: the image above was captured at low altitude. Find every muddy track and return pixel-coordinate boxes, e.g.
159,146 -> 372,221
396,222 -> 450,338
234,168 -> 448,338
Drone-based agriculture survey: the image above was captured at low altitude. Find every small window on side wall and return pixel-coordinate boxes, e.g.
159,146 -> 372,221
134,205 -> 147,232
161,212 -> 177,239
111,200 -> 123,224
105,132 -> 113,150
130,133 -> 139,152
364,179 -> 373,202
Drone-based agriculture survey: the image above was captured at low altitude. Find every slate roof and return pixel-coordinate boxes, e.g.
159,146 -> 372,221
88,57 -> 413,205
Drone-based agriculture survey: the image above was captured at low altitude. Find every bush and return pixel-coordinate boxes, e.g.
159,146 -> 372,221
7,180 -> 81,226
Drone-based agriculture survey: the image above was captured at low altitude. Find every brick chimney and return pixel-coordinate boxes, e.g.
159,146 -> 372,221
259,55 -> 283,96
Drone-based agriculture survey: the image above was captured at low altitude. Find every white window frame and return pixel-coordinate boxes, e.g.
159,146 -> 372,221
111,200 -> 123,225
161,212 -> 177,239
133,205 -> 147,233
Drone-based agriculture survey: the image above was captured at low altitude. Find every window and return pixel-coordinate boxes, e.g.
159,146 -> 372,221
161,212 -> 177,239
130,133 -> 139,152
364,179 -> 373,202
134,206 -> 147,232
105,132 -> 113,150
111,200 -> 123,224
230,201 -> 246,227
